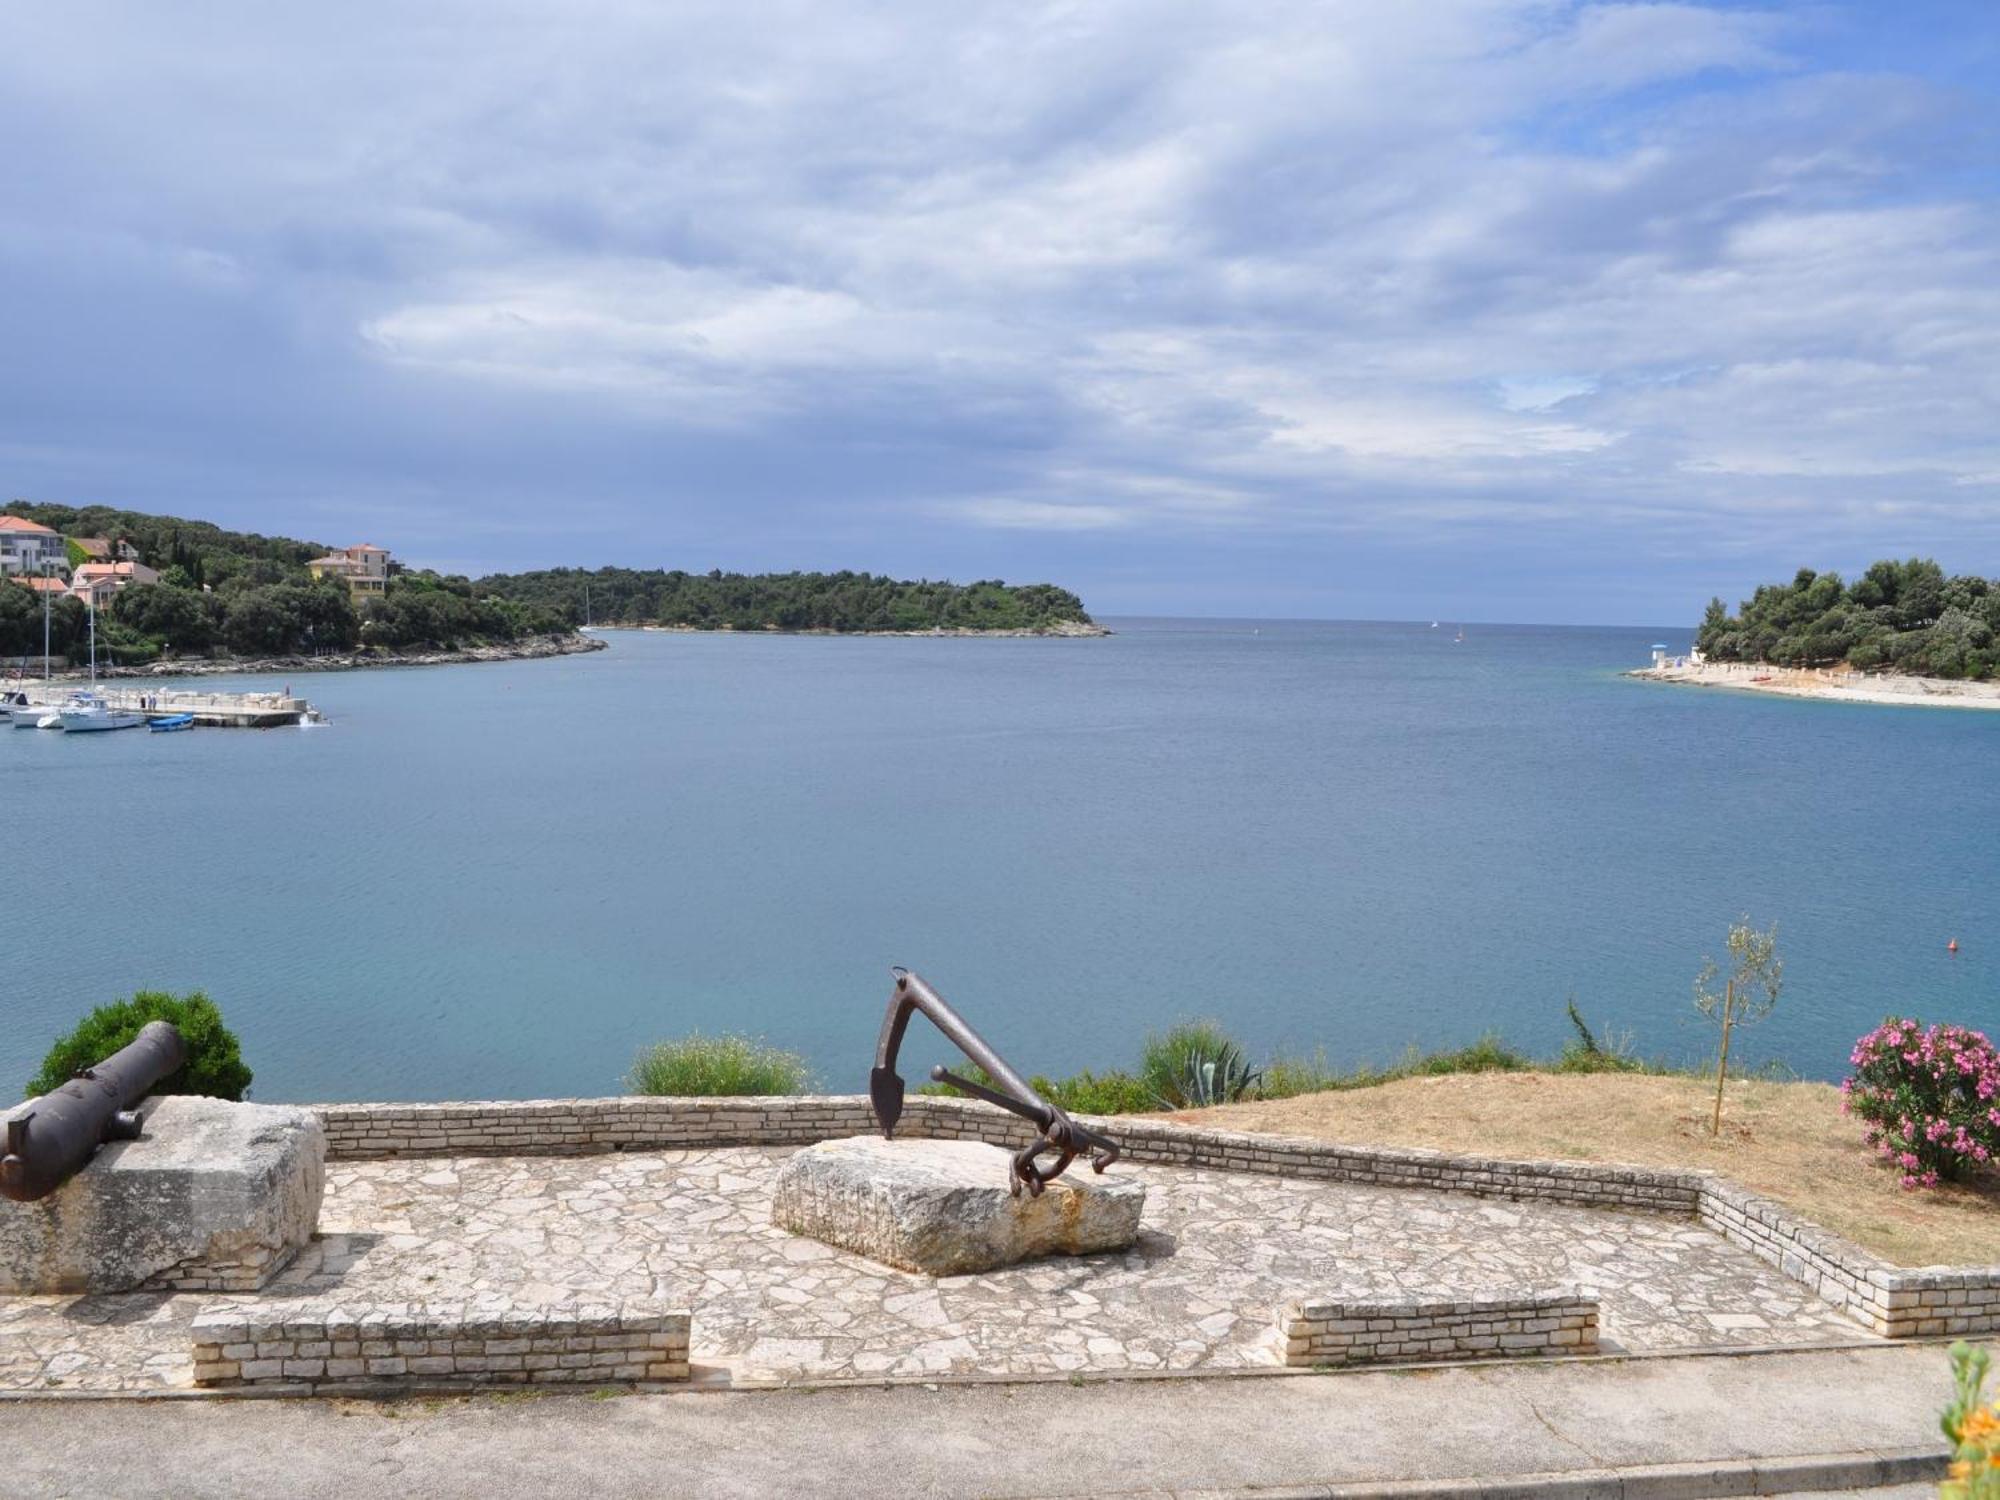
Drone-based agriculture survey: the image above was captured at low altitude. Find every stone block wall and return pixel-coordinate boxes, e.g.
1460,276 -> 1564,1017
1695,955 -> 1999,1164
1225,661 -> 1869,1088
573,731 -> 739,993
1279,1291 -> 1599,1367
314,1096 -> 878,1159
313,1095 -> 1699,1214
308,1093 -> 2000,1339
190,1300 -> 690,1390
1696,1178 -> 2000,1338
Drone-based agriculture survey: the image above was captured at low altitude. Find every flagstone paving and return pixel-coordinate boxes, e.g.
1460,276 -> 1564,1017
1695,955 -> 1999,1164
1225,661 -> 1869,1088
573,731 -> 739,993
0,1145 -> 1871,1392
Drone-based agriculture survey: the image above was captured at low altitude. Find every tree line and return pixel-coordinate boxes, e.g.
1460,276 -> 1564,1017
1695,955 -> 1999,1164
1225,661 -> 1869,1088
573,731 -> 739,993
1696,558 -> 2000,679
475,567 -> 1096,633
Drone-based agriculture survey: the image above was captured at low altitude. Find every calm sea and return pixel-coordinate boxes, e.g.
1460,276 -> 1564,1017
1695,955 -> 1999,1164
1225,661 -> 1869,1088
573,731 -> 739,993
3,620 -> 1994,1103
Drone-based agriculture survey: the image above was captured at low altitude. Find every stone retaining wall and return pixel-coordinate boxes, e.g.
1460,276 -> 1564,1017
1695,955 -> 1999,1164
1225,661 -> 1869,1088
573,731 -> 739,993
1279,1291 -> 1598,1367
309,1094 -> 2000,1339
314,1096 -> 1699,1214
1695,1179 -> 2000,1338
190,1300 -> 690,1390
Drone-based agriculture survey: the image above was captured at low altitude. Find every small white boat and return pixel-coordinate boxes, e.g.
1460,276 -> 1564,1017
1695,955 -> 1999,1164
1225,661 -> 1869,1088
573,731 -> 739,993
4,691 -> 47,728
59,691 -> 144,733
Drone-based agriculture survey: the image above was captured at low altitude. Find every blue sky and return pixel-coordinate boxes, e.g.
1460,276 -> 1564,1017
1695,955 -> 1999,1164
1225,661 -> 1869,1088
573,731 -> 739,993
3,2 -> 1996,624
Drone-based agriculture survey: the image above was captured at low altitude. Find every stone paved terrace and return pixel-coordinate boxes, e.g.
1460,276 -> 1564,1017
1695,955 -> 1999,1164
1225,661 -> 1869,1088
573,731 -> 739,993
0,1146 -> 1872,1393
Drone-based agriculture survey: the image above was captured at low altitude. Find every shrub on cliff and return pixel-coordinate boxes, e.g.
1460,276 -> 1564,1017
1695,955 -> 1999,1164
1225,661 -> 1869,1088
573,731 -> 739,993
1843,1018 -> 2000,1188
626,1033 -> 810,1096
27,991 -> 252,1101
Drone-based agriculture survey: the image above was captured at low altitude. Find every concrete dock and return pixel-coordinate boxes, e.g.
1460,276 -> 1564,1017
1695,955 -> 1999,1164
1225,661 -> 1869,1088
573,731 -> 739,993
10,685 -> 317,728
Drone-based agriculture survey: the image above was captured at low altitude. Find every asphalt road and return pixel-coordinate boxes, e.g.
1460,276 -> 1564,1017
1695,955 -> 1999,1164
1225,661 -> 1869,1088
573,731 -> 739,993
6,1342 -> 1978,1499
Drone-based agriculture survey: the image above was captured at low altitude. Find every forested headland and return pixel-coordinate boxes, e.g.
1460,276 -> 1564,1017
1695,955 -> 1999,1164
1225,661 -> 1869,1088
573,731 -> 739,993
1695,558 -> 2000,679
475,567 -> 1099,634
1,503 -> 1100,669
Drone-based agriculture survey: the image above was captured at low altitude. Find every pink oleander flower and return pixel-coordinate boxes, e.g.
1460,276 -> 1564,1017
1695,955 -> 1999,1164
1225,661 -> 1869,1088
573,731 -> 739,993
1845,1017 -> 2000,1191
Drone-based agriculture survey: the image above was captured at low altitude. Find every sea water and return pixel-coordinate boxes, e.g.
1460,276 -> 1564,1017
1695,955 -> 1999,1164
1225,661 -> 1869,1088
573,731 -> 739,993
2,620 -> 1993,1102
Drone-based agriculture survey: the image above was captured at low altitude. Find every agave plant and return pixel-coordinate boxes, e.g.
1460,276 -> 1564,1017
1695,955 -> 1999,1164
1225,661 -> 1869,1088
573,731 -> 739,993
1158,1042 -> 1263,1109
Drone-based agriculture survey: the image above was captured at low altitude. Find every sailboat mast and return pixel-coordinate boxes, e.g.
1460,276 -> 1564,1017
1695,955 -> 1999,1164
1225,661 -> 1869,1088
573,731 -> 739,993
88,598 -> 97,684
41,562 -> 50,681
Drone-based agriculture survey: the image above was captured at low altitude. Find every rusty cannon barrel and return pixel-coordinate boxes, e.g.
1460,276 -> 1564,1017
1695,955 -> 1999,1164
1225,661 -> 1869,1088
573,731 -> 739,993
0,1021 -> 186,1202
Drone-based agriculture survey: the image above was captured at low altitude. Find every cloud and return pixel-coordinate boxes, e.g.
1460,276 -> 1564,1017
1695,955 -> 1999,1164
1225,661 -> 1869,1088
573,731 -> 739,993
0,1 -> 1996,616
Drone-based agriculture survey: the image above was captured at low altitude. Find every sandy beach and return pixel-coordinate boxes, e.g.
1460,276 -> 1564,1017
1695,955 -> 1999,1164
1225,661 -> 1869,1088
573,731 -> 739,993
1630,659 -> 2000,710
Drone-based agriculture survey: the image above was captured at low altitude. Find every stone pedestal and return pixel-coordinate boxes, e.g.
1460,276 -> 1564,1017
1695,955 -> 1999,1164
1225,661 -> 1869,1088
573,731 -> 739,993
772,1136 -> 1145,1276
0,1094 -> 325,1294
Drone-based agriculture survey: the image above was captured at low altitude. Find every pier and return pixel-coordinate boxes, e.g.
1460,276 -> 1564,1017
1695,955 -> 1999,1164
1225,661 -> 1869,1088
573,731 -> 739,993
12,685 -> 318,728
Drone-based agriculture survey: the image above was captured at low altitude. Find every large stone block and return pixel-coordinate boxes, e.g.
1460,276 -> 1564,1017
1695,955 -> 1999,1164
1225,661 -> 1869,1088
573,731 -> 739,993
0,1094 -> 324,1294
771,1135 -> 1145,1276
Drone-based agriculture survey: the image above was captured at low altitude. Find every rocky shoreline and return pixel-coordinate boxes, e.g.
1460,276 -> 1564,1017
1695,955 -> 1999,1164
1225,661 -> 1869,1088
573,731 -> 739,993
1628,659 -> 2000,711
8,631 -> 608,683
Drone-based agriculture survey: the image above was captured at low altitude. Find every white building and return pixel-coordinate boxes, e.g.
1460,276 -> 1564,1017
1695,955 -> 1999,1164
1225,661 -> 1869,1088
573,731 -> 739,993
0,516 -> 67,577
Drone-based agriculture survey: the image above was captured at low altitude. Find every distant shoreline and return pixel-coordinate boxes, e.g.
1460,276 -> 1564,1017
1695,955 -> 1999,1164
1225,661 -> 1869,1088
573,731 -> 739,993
588,620 -> 1112,638
4,631 -> 608,684
1628,660 -> 2000,711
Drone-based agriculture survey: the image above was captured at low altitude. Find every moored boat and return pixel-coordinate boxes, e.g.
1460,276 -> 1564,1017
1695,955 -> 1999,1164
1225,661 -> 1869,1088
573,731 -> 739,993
147,713 -> 196,732
59,691 -> 144,733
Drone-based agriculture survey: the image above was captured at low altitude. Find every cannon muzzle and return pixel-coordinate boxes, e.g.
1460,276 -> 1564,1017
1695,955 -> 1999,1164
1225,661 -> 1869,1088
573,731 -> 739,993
0,1020 -> 186,1202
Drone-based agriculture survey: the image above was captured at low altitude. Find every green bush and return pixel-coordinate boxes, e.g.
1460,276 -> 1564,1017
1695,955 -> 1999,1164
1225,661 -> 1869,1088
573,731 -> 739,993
27,991 -> 251,1100
917,1062 -> 1156,1116
1261,1048 -> 1339,1099
1139,1021 -> 1260,1107
626,1033 -> 810,1096
1039,1068 -> 1156,1115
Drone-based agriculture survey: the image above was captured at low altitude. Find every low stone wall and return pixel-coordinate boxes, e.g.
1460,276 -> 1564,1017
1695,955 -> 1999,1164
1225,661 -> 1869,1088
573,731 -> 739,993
314,1096 -> 879,1159
190,1300 -> 690,1390
314,1096 -> 1698,1214
1279,1291 -> 1598,1367
1696,1179 -> 2000,1338
308,1093 -> 2000,1340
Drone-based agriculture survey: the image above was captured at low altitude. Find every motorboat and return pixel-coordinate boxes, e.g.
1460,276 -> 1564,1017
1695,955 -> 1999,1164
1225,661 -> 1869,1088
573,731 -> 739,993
147,713 -> 196,732
59,691 -> 144,733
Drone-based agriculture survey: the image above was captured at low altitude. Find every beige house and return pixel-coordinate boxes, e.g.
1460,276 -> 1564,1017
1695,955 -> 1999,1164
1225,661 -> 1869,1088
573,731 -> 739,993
69,560 -> 161,609
307,544 -> 391,604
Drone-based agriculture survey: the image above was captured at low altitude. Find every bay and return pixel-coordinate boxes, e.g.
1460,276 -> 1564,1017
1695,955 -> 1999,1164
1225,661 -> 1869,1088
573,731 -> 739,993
3,619 -> 1993,1103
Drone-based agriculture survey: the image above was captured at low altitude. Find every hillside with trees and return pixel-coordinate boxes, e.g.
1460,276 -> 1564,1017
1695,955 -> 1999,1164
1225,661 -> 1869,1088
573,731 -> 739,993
1696,558 -> 2000,679
2,503 -> 1101,668
1,502 -> 571,666
474,567 -> 1098,634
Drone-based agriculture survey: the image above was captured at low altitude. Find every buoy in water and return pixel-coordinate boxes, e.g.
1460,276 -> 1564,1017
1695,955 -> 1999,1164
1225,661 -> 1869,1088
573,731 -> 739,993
1947,939 -> 1960,954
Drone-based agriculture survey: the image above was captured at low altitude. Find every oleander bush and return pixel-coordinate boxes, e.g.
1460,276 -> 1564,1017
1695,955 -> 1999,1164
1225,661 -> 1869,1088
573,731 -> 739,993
27,991 -> 251,1101
1841,1018 -> 2000,1188
626,1033 -> 811,1096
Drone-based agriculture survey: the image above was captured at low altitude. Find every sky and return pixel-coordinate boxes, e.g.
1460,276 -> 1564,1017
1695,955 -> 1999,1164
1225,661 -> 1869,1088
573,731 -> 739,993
2,2 -> 1997,624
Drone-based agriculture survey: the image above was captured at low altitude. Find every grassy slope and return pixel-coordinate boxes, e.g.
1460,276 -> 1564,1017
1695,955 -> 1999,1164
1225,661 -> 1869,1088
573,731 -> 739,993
1167,1071 -> 1999,1267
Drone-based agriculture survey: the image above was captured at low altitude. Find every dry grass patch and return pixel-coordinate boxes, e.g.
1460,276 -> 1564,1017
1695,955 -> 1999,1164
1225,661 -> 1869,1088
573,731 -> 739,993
1166,1071 -> 2000,1267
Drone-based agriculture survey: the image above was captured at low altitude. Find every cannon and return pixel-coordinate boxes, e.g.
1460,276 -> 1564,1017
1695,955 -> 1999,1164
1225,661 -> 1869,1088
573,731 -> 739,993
0,1021 -> 185,1203
871,968 -> 1120,1197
